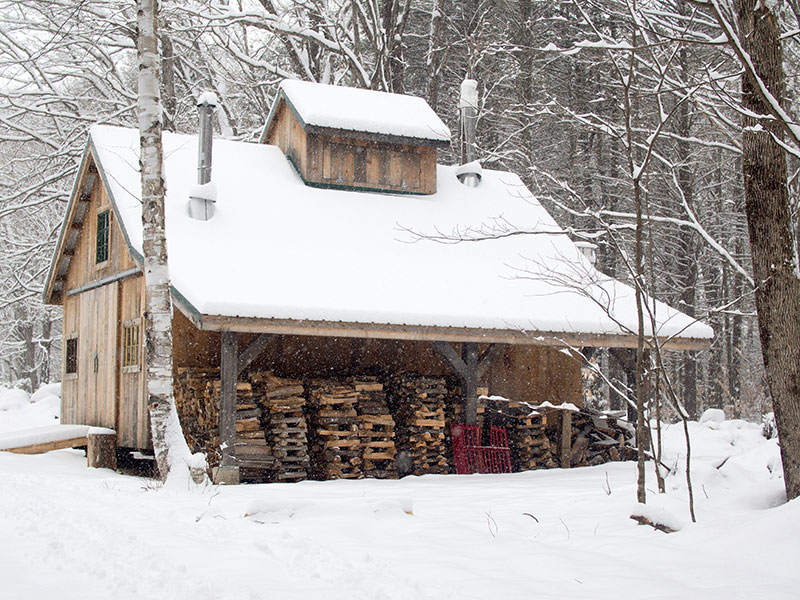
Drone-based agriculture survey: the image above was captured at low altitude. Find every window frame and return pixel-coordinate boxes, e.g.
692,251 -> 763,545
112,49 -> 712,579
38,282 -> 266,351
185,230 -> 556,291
65,336 -> 78,380
121,318 -> 141,373
96,208 -> 110,265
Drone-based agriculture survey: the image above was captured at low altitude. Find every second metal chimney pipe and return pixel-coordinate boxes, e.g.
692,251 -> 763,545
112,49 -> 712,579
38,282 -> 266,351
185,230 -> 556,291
197,92 -> 217,185
459,79 -> 480,188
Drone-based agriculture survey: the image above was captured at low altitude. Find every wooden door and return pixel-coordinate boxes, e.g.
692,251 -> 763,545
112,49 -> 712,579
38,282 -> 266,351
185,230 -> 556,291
78,284 -> 118,429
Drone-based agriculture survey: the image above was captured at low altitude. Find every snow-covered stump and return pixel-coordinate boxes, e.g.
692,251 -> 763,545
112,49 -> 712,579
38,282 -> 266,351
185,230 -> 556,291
87,428 -> 117,470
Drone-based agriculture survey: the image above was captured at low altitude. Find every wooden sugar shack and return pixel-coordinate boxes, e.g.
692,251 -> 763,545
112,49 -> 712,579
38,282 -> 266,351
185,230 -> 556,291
43,80 -> 712,483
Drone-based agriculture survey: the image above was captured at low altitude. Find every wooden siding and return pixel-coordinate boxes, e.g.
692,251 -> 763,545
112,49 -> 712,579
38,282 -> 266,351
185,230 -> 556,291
118,275 -> 149,449
265,98 -> 437,194
169,322 -> 581,408
65,178 -> 137,291
60,283 -> 120,431
61,294 -> 80,425
60,171 -> 149,448
488,345 -> 582,408
173,310 -> 220,369
266,101 -> 308,175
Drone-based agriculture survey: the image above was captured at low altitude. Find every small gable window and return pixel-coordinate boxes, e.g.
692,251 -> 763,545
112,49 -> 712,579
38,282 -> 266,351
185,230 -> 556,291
122,320 -> 141,371
96,209 -> 110,264
65,337 -> 78,377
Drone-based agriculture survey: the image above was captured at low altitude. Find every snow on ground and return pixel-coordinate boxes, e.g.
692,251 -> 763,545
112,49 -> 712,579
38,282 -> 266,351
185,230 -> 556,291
0,391 -> 797,600
0,383 -> 60,432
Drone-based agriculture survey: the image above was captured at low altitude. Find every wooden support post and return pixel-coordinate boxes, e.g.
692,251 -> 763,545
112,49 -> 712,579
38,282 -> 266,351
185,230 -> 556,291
87,430 -> 117,469
639,348 -> 651,451
462,342 -> 478,425
217,330 -> 239,484
560,410 -> 572,469
432,341 -> 507,427
610,347 -> 637,419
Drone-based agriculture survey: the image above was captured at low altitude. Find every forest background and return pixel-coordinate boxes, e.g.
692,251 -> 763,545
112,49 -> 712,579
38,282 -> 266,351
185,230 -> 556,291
2,0 -> 798,424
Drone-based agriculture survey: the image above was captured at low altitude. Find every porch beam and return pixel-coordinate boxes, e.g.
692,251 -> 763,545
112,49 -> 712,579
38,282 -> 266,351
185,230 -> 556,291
432,340 -> 467,380
237,333 -> 275,376
477,343 -> 508,381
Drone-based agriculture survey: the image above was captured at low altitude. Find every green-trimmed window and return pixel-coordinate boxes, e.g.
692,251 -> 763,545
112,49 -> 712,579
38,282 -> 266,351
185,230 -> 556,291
96,209 -> 110,263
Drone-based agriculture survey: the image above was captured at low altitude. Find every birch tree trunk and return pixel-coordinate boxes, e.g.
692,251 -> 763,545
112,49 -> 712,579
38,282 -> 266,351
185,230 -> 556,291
734,0 -> 800,500
136,0 -> 196,483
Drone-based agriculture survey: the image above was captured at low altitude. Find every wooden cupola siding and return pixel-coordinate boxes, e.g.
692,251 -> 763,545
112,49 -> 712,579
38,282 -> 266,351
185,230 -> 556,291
264,99 -> 438,195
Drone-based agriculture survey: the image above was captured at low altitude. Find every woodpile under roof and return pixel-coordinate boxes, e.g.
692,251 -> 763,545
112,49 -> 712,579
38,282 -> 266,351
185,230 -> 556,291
174,368 -> 638,484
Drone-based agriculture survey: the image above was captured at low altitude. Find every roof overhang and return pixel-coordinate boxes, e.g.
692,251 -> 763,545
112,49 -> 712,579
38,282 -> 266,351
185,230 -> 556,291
43,144 -> 97,305
172,291 -> 711,352
43,139 -> 144,305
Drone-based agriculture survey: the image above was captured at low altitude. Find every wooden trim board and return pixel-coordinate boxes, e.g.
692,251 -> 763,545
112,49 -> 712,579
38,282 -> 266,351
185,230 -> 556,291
4,437 -> 88,455
170,295 -> 711,352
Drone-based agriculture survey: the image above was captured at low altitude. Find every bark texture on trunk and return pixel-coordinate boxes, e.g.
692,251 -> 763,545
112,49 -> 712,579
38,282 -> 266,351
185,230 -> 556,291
137,0 -> 195,482
735,1 -> 800,499
381,0 -> 406,92
426,0 -> 444,111
675,66 -> 698,418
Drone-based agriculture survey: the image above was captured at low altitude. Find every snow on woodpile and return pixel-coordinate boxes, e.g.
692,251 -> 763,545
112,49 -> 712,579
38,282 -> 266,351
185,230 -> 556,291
88,124 -> 712,341
274,79 -> 451,143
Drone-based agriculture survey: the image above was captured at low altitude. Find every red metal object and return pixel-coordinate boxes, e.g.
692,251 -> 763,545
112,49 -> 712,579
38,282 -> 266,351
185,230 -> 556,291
452,424 -> 512,474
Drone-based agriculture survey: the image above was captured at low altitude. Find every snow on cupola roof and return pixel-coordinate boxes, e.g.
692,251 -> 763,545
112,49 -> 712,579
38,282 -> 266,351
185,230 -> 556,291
260,80 -> 452,147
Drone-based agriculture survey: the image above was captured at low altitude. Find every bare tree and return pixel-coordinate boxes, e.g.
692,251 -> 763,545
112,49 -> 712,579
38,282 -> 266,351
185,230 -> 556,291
136,0 -> 200,483
728,0 -> 800,500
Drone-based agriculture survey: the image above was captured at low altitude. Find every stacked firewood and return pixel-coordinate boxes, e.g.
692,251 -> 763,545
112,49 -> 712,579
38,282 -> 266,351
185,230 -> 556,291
386,373 -> 449,475
354,377 -> 398,479
481,396 -> 555,470
545,406 -> 636,467
305,379 -> 363,480
174,368 -> 277,481
250,371 -> 310,482
572,408 -> 637,466
174,368 -> 220,463
220,379 -> 276,482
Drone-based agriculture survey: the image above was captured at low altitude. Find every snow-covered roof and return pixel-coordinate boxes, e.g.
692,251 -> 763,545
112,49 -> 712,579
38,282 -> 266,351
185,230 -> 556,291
72,124 -> 711,346
261,80 -> 451,146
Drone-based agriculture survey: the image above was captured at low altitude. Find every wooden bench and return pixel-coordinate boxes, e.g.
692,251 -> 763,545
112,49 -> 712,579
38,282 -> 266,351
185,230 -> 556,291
0,425 -> 117,470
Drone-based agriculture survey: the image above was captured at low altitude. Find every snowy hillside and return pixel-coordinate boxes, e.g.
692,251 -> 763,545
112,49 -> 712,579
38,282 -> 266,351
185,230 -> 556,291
0,386 -> 797,599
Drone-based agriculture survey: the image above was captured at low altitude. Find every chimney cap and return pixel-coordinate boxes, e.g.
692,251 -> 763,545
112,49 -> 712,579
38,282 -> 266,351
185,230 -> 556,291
197,91 -> 218,107
574,241 -> 598,265
456,160 -> 482,181
459,79 -> 478,110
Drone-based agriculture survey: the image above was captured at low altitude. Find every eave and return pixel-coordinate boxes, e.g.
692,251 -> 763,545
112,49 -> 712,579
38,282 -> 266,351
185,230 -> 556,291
171,293 -> 711,352
43,145 -> 96,305
43,137 -> 144,306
